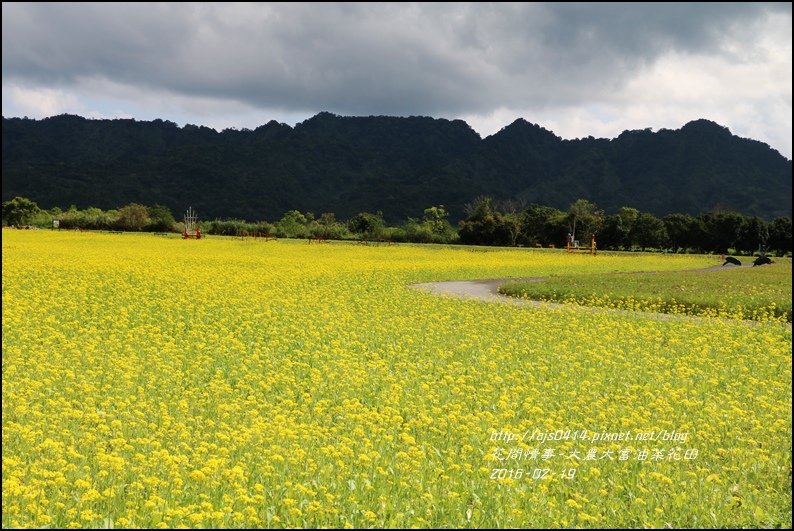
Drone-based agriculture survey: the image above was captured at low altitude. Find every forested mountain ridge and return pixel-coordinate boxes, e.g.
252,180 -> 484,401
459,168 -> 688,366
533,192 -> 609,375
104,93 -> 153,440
2,112 -> 791,223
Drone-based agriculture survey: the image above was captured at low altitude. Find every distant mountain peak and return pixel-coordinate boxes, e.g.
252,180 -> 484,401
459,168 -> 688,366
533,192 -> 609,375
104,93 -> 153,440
681,118 -> 732,135
487,117 -> 561,144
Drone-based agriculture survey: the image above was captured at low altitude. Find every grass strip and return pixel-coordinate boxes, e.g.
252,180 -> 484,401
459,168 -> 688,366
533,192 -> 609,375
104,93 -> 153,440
499,261 -> 792,323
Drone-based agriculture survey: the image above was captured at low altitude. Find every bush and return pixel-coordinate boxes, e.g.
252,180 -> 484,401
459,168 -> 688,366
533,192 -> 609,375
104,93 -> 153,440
348,212 -> 385,239
117,204 -> 148,231
2,196 -> 41,226
307,224 -> 353,240
205,219 -> 248,236
146,204 -> 177,232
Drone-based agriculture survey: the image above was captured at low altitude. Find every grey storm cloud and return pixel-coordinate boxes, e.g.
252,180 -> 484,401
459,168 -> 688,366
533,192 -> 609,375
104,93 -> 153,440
3,2 -> 790,117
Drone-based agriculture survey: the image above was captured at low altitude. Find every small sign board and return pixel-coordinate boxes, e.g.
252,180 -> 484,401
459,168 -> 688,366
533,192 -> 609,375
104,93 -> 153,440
52,220 -> 60,230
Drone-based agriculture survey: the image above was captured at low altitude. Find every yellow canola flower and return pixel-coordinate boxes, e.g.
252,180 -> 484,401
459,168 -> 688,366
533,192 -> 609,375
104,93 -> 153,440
1,231 -> 791,529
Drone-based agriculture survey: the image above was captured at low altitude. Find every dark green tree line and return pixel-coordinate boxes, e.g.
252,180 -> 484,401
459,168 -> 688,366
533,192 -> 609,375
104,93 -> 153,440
3,195 -> 791,256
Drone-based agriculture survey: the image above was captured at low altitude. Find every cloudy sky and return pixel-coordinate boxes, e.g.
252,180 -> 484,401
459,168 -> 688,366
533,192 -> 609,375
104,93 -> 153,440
3,2 -> 792,158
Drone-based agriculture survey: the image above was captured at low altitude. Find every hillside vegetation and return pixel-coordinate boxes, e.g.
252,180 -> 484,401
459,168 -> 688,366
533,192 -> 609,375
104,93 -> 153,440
3,113 -> 791,224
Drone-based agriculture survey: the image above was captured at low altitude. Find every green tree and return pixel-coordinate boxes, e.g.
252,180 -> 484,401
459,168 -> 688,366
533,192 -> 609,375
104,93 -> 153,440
597,214 -> 627,250
421,205 -> 456,241
663,213 -> 694,253
767,216 -> 792,257
735,216 -> 769,256
2,196 -> 41,226
698,210 -> 745,254
498,199 -> 525,246
422,205 -> 448,233
519,204 -> 567,247
458,197 -> 514,246
630,212 -> 667,251
147,204 -> 176,232
617,207 -> 640,250
318,213 -> 338,226
348,211 -> 385,239
682,215 -> 708,253
401,217 -> 433,244
276,210 -> 309,237
310,212 -> 349,240
567,199 -> 603,243
117,203 -> 148,231
597,208 -> 638,250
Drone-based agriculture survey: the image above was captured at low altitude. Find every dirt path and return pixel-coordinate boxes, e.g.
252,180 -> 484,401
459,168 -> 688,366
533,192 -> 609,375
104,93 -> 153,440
409,277 -> 553,307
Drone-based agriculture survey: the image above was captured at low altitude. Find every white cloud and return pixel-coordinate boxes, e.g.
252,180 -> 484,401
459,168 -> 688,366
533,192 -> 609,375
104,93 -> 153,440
3,85 -> 83,118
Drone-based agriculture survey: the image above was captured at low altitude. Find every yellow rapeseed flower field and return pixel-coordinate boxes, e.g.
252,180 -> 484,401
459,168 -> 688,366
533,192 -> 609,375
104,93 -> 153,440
3,231 -> 791,528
